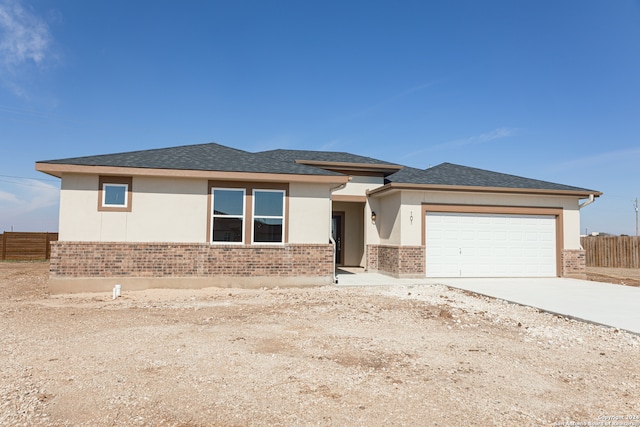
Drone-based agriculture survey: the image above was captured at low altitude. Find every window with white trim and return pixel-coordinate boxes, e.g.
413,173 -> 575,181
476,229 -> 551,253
253,189 -> 285,243
102,183 -> 128,208
211,188 -> 245,243
98,176 -> 132,212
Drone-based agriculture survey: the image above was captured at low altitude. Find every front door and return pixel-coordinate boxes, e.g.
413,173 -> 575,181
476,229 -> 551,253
331,212 -> 344,265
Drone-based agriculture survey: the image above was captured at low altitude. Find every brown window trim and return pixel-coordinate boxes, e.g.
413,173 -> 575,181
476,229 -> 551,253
98,176 -> 133,212
207,181 -> 289,244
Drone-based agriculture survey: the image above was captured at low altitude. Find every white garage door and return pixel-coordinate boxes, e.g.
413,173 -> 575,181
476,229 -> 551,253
425,212 -> 556,277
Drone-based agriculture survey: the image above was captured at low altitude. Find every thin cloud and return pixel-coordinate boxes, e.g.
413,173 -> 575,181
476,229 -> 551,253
342,80 -> 443,122
397,81 -> 442,97
0,0 -> 55,96
0,0 -> 51,68
550,147 -> 640,171
0,179 -> 58,218
318,139 -> 341,151
436,127 -> 516,149
403,127 -> 516,159
0,189 -> 18,202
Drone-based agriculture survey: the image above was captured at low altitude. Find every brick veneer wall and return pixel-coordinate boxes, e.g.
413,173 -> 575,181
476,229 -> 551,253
50,242 -> 334,278
366,245 -> 379,272
367,245 -> 585,279
562,249 -> 586,278
366,244 -> 425,277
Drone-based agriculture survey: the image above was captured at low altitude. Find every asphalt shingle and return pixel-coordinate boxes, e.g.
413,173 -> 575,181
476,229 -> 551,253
39,143 -> 598,193
387,162 -> 597,192
39,143 -> 340,176
255,149 -> 400,166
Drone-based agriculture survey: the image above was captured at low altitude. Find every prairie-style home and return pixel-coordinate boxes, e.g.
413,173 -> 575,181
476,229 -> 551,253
36,142 -> 600,293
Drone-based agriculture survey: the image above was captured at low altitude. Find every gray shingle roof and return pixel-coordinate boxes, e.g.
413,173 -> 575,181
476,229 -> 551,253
39,142 -> 340,176
387,162 -> 597,192
39,143 -> 598,193
255,149 -> 399,166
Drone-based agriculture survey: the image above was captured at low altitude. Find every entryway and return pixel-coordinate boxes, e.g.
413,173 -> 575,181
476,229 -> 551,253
331,212 -> 344,265
332,201 -> 365,268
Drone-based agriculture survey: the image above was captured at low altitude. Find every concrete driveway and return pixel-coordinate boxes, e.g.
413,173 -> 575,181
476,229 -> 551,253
336,271 -> 640,335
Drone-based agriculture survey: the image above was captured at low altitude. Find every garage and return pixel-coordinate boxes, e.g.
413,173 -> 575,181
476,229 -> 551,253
425,212 -> 557,278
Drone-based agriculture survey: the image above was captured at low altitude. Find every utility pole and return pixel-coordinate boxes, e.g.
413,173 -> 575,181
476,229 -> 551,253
635,197 -> 639,237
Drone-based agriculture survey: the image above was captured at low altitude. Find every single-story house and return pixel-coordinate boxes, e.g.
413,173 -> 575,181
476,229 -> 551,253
36,142 -> 601,293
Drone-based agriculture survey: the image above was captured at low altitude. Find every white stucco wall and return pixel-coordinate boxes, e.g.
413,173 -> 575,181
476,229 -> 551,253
59,174 -> 209,242
58,172 -> 584,251
58,174 -> 101,241
288,182 -> 332,244
375,190 -> 583,249
59,175 -> 334,244
375,192 -> 402,245
333,175 -> 384,197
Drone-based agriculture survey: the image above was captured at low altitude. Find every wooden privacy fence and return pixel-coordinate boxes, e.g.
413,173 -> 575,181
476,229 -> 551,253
581,236 -> 640,268
0,232 -> 59,261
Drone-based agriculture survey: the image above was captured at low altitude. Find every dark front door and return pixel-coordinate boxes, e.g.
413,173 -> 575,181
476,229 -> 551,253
331,212 -> 344,265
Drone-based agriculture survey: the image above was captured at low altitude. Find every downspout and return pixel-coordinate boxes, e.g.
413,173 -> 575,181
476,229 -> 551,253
579,194 -> 595,209
578,194 -> 596,250
329,179 -> 350,284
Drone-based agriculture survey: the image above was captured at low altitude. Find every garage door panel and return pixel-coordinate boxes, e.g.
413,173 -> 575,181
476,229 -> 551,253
426,212 -> 556,278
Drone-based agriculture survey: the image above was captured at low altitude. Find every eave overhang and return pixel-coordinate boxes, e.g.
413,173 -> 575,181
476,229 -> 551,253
366,182 -> 603,199
35,163 -> 351,185
294,160 -> 403,176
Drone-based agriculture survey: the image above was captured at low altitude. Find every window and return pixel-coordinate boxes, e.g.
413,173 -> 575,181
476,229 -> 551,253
207,181 -> 288,244
253,190 -> 285,243
211,188 -> 245,242
98,176 -> 132,212
102,184 -> 128,207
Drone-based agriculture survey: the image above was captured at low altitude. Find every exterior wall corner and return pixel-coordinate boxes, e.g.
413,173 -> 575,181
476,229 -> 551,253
366,244 -> 424,277
561,249 -> 586,279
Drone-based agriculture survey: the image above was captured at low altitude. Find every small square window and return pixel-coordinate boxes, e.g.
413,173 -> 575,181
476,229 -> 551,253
103,184 -> 128,207
98,176 -> 132,212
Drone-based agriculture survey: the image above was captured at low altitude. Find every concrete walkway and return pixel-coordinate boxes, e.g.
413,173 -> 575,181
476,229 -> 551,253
336,270 -> 640,335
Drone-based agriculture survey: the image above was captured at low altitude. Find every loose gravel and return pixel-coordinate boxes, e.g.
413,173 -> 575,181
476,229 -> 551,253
1,262 -> 639,426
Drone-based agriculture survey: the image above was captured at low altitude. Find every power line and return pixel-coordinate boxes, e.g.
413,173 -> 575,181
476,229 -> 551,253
0,179 -> 59,189
0,174 -> 58,182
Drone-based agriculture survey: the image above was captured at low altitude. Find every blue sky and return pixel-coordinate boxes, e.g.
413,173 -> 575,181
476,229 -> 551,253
1,0 -> 639,234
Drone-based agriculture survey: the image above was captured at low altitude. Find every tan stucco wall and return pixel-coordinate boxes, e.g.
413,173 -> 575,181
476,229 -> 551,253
288,182 -> 332,244
365,196 -> 381,246
59,174 -> 209,242
375,192 -> 402,245
378,190 -> 583,249
333,175 -> 383,197
59,174 -> 334,244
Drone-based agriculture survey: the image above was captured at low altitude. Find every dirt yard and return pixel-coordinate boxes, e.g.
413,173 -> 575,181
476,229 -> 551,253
1,263 -> 639,426
586,266 -> 640,287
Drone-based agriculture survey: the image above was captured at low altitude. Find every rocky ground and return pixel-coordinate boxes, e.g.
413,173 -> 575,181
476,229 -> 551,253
1,262 -> 639,426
